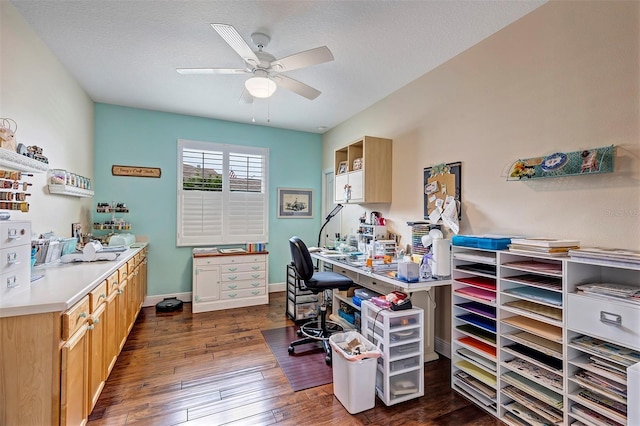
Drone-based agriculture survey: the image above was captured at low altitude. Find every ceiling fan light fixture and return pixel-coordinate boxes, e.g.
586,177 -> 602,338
245,76 -> 277,98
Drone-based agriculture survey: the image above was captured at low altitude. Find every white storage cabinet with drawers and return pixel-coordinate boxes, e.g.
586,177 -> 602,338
0,220 -> 31,299
192,251 -> 269,313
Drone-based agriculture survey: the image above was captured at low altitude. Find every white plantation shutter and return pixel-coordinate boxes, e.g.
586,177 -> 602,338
177,139 -> 268,246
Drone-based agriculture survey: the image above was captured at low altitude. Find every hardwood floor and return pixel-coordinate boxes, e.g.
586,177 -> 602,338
88,292 -> 503,425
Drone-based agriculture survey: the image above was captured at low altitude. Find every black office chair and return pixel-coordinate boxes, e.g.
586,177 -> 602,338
288,236 -> 354,365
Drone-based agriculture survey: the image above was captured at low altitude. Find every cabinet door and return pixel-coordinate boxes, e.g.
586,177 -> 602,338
61,324 -> 89,426
128,267 -> 140,330
334,173 -> 349,203
348,170 -> 364,201
193,266 -> 221,312
139,252 -> 148,304
104,291 -> 119,374
88,304 -> 106,413
117,280 -> 129,351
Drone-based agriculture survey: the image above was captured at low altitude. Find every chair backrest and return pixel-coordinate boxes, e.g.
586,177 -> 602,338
289,236 -> 314,282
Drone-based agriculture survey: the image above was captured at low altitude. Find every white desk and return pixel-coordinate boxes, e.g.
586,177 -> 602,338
311,253 -> 451,361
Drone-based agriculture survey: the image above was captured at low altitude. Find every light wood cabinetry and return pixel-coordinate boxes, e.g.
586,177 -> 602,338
334,136 -> 392,204
88,280 -> 107,412
88,302 -> 106,412
60,317 -> 89,426
104,270 -> 120,374
0,245 -> 148,426
192,251 -> 268,313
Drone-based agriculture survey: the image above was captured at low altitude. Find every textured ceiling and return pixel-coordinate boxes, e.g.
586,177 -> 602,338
11,0 -> 546,133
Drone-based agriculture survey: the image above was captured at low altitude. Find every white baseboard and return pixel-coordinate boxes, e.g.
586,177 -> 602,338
143,283 -> 286,308
143,292 -> 191,307
435,336 -> 451,359
269,282 -> 286,292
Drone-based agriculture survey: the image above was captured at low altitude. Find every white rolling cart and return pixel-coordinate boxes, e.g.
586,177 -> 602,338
361,300 -> 424,405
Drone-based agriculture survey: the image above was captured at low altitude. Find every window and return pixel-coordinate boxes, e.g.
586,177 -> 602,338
177,139 -> 268,246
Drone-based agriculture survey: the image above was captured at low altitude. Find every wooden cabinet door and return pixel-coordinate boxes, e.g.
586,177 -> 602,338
88,303 -> 106,413
105,291 -> 119,374
140,254 -> 148,303
127,271 -> 136,331
117,280 -> 129,351
61,324 -> 89,426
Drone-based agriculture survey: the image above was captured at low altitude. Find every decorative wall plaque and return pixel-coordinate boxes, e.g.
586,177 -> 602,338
111,165 -> 161,178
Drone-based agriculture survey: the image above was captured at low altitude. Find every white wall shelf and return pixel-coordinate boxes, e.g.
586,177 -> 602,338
0,149 -> 48,173
48,184 -> 94,198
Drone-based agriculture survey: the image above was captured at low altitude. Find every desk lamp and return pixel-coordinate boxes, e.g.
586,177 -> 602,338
317,204 -> 343,247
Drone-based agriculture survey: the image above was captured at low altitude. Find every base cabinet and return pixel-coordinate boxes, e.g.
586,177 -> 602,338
192,251 -> 269,313
60,324 -> 89,426
0,245 -> 148,426
88,302 -> 106,412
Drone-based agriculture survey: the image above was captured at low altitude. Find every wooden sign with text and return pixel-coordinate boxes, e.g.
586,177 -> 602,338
112,165 -> 161,178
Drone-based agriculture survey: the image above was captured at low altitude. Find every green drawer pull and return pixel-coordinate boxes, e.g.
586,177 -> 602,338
251,290 -> 260,296
251,266 -> 260,270
251,282 -> 260,287
228,293 -> 237,298
228,284 -> 238,289
228,267 -> 237,272
251,274 -> 260,279
228,275 -> 237,280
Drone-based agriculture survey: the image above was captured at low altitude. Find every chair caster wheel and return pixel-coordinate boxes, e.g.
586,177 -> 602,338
325,355 -> 332,366
296,329 -> 302,337
288,345 -> 295,355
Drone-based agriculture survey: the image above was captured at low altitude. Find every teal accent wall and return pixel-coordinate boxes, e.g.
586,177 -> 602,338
94,103 -> 322,296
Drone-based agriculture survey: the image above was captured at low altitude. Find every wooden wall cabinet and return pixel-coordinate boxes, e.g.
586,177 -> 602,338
334,136 -> 392,204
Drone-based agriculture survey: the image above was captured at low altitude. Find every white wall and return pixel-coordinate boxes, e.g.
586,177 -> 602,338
325,0 -> 639,252
323,1 -> 640,344
1,1 -> 94,237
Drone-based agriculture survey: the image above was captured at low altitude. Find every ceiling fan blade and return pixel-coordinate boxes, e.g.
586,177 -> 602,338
211,23 -> 260,67
274,74 -> 321,100
239,89 -> 254,104
271,46 -> 334,72
177,68 -> 247,75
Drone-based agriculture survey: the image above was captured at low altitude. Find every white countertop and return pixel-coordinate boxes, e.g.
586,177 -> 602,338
0,243 -> 147,318
310,252 -> 452,292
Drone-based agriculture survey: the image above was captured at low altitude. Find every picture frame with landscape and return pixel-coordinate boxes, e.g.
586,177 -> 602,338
277,188 -> 314,218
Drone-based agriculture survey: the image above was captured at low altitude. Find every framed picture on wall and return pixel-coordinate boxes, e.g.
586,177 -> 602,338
277,188 -> 314,218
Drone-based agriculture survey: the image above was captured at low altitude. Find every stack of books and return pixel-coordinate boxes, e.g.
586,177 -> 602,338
508,238 -> 579,256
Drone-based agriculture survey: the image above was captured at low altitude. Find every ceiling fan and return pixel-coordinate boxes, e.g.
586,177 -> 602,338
177,24 -> 334,102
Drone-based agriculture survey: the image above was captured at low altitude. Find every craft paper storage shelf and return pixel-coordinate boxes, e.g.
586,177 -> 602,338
507,145 -> 614,180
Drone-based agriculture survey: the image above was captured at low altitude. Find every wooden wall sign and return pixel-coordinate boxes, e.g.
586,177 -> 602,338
111,165 -> 161,178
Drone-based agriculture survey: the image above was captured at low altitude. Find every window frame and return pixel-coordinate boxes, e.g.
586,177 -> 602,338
176,139 -> 269,247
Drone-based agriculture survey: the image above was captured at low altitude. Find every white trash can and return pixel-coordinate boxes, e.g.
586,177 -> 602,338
329,331 -> 381,414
